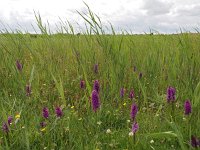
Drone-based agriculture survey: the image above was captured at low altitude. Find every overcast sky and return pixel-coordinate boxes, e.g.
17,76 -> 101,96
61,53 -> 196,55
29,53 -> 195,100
0,0 -> 200,34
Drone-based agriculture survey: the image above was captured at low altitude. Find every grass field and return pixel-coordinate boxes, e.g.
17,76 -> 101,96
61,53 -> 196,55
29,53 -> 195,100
0,8 -> 200,150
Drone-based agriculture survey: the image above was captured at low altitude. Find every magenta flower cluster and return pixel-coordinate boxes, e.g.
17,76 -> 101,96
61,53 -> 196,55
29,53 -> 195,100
184,100 -> 192,115
120,88 -> 125,98
191,135 -> 200,148
129,90 -> 135,99
2,116 -> 13,133
93,80 -> 100,94
42,107 -> 63,119
16,60 -> 23,72
91,80 -> 100,112
130,103 -> 138,121
43,107 -> 49,119
80,80 -> 85,89
26,84 -> 31,97
132,122 -> 139,134
167,86 -> 176,102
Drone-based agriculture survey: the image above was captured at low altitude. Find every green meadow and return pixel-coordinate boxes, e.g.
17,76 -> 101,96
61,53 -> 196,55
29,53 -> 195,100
0,8 -> 200,149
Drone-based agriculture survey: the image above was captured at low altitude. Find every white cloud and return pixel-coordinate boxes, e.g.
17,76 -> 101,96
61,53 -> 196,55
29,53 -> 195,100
0,0 -> 200,33
142,0 -> 173,16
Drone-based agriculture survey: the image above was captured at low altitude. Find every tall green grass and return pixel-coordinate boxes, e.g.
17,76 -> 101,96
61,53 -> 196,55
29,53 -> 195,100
0,4 -> 199,149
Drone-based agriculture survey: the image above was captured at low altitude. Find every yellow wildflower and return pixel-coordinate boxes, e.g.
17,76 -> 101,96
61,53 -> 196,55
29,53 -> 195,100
15,114 -> 20,119
40,128 -> 46,132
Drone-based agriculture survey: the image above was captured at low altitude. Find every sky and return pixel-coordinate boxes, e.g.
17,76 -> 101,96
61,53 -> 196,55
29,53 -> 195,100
0,0 -> 200,34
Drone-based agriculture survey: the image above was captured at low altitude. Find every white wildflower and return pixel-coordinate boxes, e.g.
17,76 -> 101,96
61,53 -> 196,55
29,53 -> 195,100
150,140 -> 154,144
129,132 -> 133,137
97,121 -> 102,125
127,120 -> 130,123
106,129 -> 111,134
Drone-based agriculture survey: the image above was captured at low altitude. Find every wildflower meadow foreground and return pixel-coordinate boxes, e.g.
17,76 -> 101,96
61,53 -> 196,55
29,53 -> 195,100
0,9 -> 200,150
